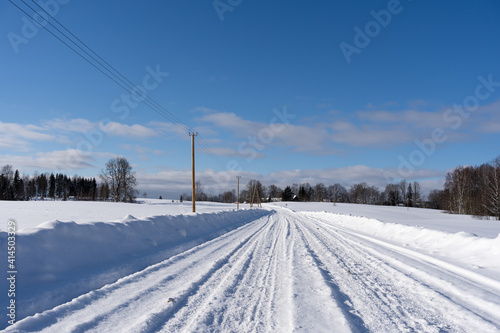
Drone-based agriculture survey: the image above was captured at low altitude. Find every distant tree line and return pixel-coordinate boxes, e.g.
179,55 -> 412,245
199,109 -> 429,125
222,179 -> 424,207
200,156 -> 499,220
190,178 -> 424,207
426,156 -> 500,220
0,157 -> 137,203
0,164 -> 100,201
4,154 -> 498,220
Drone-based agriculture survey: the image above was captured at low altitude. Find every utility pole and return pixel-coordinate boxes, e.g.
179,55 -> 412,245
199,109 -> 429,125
249,184 -> 253,208
251,183 -> 261,208
236,176 -> 241,210
190,132 -> 198,213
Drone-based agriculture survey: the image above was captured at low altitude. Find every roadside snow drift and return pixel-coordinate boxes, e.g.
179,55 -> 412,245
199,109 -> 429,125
0,209 -> 270,328
301,211 -> 500,278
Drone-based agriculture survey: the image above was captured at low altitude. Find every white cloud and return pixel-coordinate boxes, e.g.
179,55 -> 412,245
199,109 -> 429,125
199,111 -> 337,155
359,99 -> 500,138
191,106 -> 219,114
474,99 -> 500,133
0,149 -> 96,171
482,122 -> 500,133
136,165 -> 444,198
266,165 -> 441,189
0,118 -> 170,153
199,112 -> 259,135
137,169 -> 193,193
101,122 -> 159,138
122,144 -> 166,158
149,121 -> 189,139
199,108 -> 451,154
330,122 -> 412,146
0,136 -> 32,152
44,118 -> 95,133
0,121 -> 61,151
357,109 -> 448,129
0,121 -> 56,143
205,147 -> 245,158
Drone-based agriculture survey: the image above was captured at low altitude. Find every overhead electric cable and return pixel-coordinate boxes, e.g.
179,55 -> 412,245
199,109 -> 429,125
19,0 -> 192,134
10,0 -> 228,170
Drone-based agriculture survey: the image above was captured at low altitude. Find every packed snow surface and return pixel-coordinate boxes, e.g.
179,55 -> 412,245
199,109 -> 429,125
1,200 -> 500,332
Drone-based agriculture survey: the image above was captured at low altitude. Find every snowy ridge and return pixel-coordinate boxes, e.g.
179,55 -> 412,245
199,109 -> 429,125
0,208 -> 270,328
301,211 -> 500,276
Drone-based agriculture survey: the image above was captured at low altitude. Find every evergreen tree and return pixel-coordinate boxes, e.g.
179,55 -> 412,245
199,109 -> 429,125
13,170 -> 22,200
0,174 -> 8,200
37,173 -> 48,199
282,186 -> 294,201
407,183 -> 413,207
27,179 -> 36,200
91,178 -> 97,201
55,173 -> 64,198
49,173 -> 56,199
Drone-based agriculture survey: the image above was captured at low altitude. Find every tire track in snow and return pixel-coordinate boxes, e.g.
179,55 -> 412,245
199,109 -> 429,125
297,210 -> 500,332
337,229 -> 500,327
294,213 -> 446,332
155,215 -> 275,332
91,214 -> 275,333
7,212 -> 272,333
303,212 -> 500,326
157,212 -> 295,332
288,214 -> 367,332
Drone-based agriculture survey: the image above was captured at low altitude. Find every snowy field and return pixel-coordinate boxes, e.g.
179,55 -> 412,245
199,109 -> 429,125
1,200 -> 500,332
0,199 -> 237,231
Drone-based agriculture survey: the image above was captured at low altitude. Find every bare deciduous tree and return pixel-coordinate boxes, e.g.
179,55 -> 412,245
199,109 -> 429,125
100,157 -> 137,203
484,157 -> 500,220
195,180 -> 207,201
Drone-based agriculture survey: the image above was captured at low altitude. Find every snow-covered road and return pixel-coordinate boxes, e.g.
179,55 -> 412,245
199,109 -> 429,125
7,208 -> 500,332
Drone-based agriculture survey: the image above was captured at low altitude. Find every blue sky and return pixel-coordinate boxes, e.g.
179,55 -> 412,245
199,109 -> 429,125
1,0 -> 500,197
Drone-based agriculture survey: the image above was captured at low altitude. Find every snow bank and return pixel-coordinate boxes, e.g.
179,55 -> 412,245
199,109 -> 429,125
0,209 -> 270,326
271,202 -> 500,238
303,211 -> 500,274
0,199 -> 238,230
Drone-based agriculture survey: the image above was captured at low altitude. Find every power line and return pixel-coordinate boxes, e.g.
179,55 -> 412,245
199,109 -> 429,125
197,135 -> 227,169
10,0 -> 227,170
20,0 -> 191,134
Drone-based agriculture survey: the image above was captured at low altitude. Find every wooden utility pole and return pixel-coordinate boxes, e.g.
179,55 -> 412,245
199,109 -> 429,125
249,184 -> 253,208
236,176 -> 241,210
190,132 -> 198,213
251,183 -> 262,208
